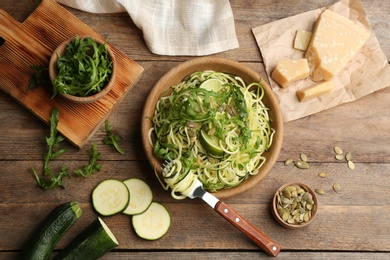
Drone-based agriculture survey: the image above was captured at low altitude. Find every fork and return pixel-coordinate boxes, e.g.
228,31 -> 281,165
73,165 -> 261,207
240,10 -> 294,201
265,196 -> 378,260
162,160 -> 281,257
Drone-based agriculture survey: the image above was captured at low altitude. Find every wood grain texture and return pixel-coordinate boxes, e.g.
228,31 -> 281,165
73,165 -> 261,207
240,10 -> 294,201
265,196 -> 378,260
0,0 -> 389,259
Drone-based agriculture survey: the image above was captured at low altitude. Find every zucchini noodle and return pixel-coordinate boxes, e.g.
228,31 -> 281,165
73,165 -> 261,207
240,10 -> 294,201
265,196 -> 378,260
149,70 -> 275,198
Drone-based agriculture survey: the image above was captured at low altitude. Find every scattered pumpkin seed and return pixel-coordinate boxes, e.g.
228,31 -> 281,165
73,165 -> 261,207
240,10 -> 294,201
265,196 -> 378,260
345,151 -> 352,161
295,160 -> 309,169
334,146 -> 343,155
335,154 -> 344,161
348,160 -> 355,170
300,153 -> 308,162
315,188 -> 325,195
333,182 -> 341,192
284,158 -> 293,166
318,172 -> 327,178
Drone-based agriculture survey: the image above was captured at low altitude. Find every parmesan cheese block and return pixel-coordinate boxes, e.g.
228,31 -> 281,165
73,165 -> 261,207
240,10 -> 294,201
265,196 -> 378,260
271,58 -> 310,88
294,30 -> 312,51
296,80 -> 333,102
305,10 -> 370,82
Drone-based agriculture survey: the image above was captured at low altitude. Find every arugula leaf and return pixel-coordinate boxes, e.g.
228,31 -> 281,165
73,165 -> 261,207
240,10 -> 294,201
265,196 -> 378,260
231,85 -> 248,118
43,108 -> 67,168
28,65 -> 51,90
33,165 -> 70,189
74,143 -> 102,177
103,120 -> 124,155
33,108 -> 69,189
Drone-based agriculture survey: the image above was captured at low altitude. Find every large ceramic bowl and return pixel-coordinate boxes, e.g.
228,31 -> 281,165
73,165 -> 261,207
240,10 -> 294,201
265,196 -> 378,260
141,57 -> 283,199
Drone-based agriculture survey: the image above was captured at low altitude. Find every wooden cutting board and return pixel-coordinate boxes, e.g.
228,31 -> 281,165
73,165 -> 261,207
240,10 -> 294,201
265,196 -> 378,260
0,0 -> 144,148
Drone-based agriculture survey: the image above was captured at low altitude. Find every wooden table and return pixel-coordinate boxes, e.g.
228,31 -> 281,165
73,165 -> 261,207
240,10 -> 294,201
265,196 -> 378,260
1,0 -> 389,259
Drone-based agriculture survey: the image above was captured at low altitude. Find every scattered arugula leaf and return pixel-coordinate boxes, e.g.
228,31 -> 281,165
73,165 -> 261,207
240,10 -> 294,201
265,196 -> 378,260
103,120 -> 124,155
74,143 -> 102,177
33,108 -> 69,189
43,108 -> 67,168
28,65 -> 51,90
33,165 -> 70,189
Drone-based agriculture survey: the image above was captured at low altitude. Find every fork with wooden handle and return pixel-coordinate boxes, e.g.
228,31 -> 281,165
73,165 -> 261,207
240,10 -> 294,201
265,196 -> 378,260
162,158 -> 281,257
187,178 -> 281,256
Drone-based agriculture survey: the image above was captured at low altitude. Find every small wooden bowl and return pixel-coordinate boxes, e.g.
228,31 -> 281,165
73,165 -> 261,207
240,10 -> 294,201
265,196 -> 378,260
141,57 -> 284,199
272,182 -> 318,229
49,36 -> 116,104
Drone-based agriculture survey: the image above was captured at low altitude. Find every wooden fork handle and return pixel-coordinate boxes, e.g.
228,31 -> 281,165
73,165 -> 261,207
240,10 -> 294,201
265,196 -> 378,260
214,201 -> 281,257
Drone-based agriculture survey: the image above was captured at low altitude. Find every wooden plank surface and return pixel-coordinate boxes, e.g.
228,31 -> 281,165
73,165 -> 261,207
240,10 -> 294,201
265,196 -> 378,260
0,0 -> 389,259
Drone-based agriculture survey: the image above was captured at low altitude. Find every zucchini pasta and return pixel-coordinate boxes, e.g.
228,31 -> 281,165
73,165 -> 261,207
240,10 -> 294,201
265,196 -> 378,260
148,70 -> 275,199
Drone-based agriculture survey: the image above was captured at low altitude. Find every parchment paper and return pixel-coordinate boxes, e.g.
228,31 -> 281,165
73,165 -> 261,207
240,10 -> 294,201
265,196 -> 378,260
252,0 -> 390,122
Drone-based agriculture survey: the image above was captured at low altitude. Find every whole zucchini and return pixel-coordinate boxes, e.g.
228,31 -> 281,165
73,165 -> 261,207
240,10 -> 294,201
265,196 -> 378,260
54,217 -> 118,260
21,201 -> 82,260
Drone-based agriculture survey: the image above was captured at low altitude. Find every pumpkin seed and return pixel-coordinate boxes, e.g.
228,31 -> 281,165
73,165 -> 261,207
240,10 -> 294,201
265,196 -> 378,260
186,121 -> 198,128
348,160 -> 355,170
277,206 -> 283,217
335,154 -> 344,161
284,158 -> 293,166
333,182 -> 341,192
318,172 -> 327,178
207,127 -> 216,135
295,160 -> 309,169
188,129 -> 197,142
300,153 -> 308,162
285,185 -> 297,193
282,189 -> 291,199
345,151 -> 352,161
315,188 -> 325,195
334,146 -> 343,155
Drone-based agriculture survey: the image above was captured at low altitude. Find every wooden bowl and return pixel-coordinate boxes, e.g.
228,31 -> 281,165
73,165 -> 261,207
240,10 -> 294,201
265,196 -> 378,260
272,182 -> 318,229
49,36 -> 116,104
141,57 -> 284,199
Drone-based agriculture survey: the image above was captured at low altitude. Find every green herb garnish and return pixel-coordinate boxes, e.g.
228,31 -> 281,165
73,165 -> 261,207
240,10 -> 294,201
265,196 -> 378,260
103,120 -> 124,155
28,65 -> 50,90
53,35 -> 113,98
33,108 -> 69,189
74,143 -> 102,177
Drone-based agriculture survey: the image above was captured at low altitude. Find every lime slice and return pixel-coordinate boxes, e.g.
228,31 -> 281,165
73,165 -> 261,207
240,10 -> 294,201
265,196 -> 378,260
199,130 -> 224,158
199,79 -> 224,93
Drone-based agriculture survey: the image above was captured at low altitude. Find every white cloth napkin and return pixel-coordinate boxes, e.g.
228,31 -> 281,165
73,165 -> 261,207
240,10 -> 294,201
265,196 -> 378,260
56,0 -> 239,56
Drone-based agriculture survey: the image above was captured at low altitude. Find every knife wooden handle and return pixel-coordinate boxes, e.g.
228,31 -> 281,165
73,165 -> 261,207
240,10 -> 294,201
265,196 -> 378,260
214,201 -> 281,257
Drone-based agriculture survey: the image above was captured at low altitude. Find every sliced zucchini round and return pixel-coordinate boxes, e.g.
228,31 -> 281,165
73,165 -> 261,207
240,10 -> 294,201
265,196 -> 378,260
92,179 -> 129,216
132,202 -> 171,240
123,178 -> 153,215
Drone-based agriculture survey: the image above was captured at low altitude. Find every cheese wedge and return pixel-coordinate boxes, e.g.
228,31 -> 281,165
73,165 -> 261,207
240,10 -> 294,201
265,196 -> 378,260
294,30 -> 312,51
271,58 -> 310,88
296,80 -> 333,102
305,10 -> 370,82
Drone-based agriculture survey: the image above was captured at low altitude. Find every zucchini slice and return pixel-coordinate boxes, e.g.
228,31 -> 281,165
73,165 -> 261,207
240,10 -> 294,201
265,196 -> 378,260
132,202 -> 171,240
123,178 -> 153,215
92,179 -> 129,216
53,217 -> 118,260
21,201 -> 82,260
